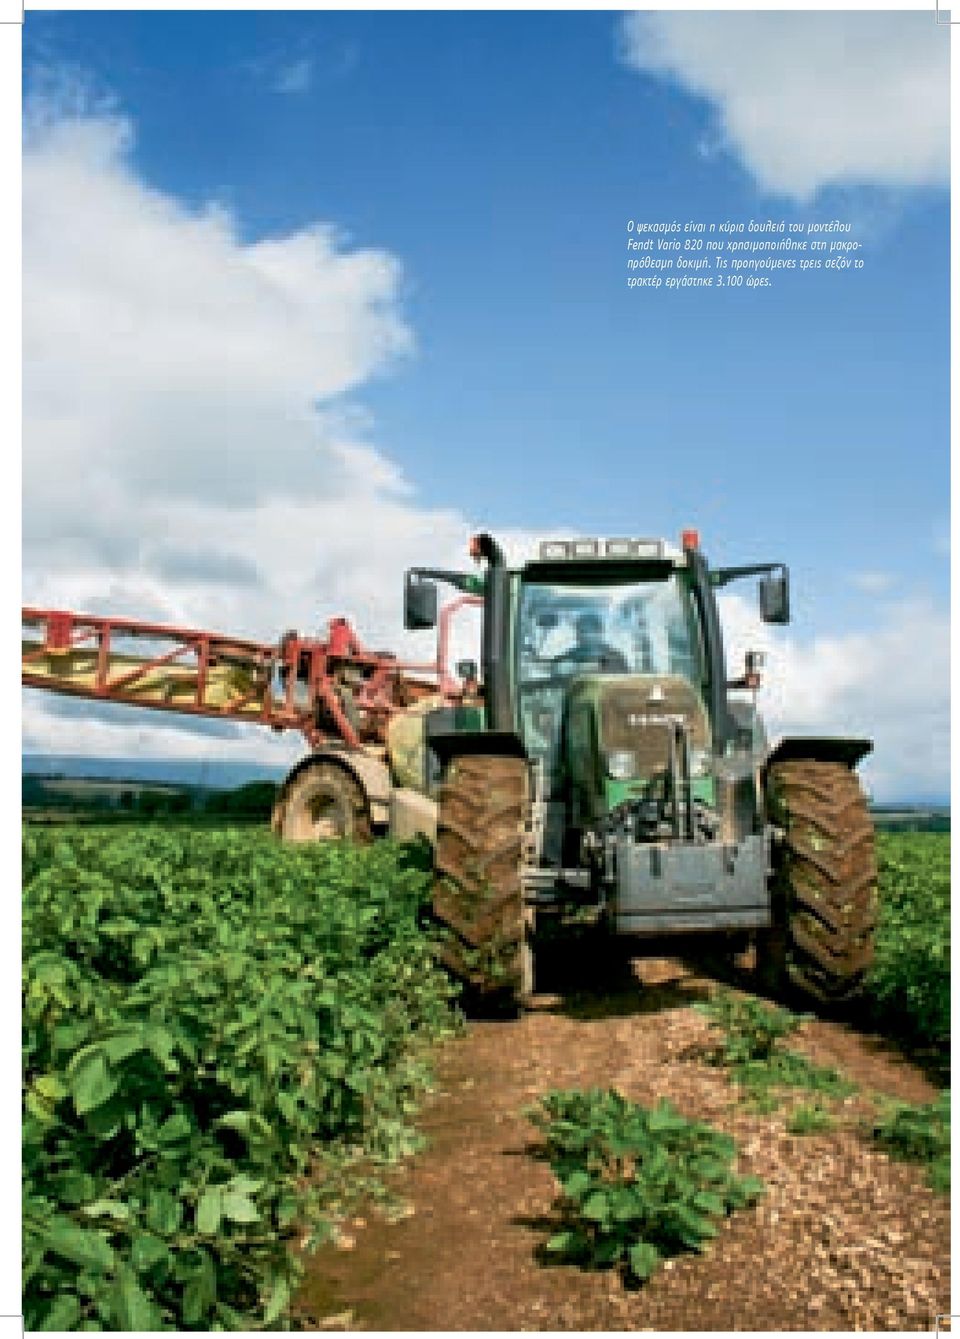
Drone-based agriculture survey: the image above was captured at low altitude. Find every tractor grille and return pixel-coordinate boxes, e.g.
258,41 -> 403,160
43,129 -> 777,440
598,676 -> 710,778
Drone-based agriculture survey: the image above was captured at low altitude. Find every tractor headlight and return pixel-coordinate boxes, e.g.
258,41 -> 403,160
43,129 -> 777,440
606,750 -> 638,781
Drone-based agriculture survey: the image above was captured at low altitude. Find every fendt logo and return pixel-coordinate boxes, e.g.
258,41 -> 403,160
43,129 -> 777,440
626,712 -> 687,730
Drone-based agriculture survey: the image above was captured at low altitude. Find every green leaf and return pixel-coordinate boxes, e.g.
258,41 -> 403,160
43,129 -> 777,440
611,1186 -> 642,1222
546,1231 -> 574,1254
101,1029 -> 146,1065
561,1170 -> 591,1200
628,1241 -> 660,1280
34,1074 -> 67,1103
112,1262 -> 160,1331
82,1100 -> 123,1140
216,1109 -> 272,1140
692,1190 -> 725,1216
673,1204 -> 712,1248
40,1294 -> 82,1331
196,1187 -> 222,1235
26,1090 -> 59,1124
264,1273 -> 291,1326
130,1233 -> 169,1273
46,1220 -> 115,1273
183,1250 -> 217,1326
52,1020 -> 91,1053
145,1025 -> 178,1068
67,1049 -> 117,1116
156,1112 -> 191,1144
228,1174 -> 263,1195
221,1190 -> 259,1224
647,1101 -> 686,1134
51,1170 -> 96,1205
145,1189 -> 182,1238
581,1190 -> 609,1222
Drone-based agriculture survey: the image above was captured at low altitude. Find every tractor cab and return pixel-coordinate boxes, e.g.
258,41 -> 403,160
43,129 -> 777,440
514,541 -> 714,865
516,557 -> 704,754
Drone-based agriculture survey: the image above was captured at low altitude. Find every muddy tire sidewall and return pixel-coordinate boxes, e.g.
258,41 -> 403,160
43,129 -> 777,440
764,758 -> 877,1004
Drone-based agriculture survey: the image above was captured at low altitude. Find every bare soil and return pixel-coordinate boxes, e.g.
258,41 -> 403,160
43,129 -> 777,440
295,958 -> 949,1331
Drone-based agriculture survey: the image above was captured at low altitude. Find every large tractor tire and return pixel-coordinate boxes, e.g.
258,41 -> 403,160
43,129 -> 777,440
762,759 -> 877,1003
272,759 -> 372,843
432,754 -> 527,1002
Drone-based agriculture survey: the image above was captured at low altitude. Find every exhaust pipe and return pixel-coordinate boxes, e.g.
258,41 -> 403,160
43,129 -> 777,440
470,532 -> 511,733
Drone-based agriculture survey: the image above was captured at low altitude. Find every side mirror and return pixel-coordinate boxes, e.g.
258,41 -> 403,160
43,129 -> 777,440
404,574 -> 438,630
759,572 -> 790,624
456,659 -> 478,683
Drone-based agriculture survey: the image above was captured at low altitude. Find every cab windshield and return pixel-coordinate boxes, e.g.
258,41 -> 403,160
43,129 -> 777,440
516,571 -> 704,770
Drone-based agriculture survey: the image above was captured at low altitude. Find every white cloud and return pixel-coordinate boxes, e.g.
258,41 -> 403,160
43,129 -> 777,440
22,93 -> 476,767
620,12 -> 949,201
850,571 -> 895,595
720,592 -> 949,802
22,93 -> 947,799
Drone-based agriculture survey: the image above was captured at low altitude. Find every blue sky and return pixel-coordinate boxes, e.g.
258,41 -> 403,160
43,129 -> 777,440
21,11 -> 950,798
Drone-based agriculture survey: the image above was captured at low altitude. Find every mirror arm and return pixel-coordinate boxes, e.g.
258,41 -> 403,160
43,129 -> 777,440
712,562 -> 786,588
712,562 -> 787,589
408,566 -> 481,594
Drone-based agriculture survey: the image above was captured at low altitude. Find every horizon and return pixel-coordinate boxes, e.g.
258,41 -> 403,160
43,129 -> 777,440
21,752 -> 952,811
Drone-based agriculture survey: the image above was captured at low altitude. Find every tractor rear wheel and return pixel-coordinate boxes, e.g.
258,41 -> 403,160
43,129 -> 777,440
432,754 -> 527,1004
272,760 -> 372,843
761,759 -> 877,1003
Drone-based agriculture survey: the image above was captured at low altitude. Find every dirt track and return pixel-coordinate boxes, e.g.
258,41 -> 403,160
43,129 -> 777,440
296,959 -> 949,1331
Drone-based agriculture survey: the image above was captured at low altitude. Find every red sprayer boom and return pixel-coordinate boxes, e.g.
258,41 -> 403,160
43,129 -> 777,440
21,599 -> 479,750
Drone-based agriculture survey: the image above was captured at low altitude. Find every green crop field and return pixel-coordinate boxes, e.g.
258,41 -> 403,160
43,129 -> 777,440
21,822 -> 949,1330
865,832 -> 950,1064
22,825 -> 456,1331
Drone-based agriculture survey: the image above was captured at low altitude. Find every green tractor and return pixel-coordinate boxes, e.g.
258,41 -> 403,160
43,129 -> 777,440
404,529 -> 877,1006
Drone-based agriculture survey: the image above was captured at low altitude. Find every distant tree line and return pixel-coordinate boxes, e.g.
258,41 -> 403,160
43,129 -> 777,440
199,781 -> 278,819
871,809 -> 950,834
23,776 -> 279,822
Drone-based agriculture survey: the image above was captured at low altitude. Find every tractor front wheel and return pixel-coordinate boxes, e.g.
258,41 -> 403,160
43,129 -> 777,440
760,759 -> 877,1003
432,754 -> 528,1005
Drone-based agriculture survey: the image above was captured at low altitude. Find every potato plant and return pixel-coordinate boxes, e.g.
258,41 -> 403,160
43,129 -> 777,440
529,1088 -> 763,1285
22,826 -> 457,1331
695,990 -> 854,1106
871,1092 -> 950,1193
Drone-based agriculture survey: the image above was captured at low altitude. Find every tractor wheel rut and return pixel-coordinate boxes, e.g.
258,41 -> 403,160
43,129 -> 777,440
295,960 -> 949,1331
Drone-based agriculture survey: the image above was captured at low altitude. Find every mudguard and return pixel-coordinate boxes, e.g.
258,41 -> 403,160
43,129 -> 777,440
426,728 -> 527,771
764,735 -> 872,772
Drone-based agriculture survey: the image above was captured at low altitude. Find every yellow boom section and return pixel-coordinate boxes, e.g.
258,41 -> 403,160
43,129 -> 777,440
22,641 -> 270,716
22,608 -> 275,726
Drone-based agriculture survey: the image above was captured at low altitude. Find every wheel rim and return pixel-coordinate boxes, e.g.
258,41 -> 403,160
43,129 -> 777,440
310,792 -> 348,839
285,783 -> 352,841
